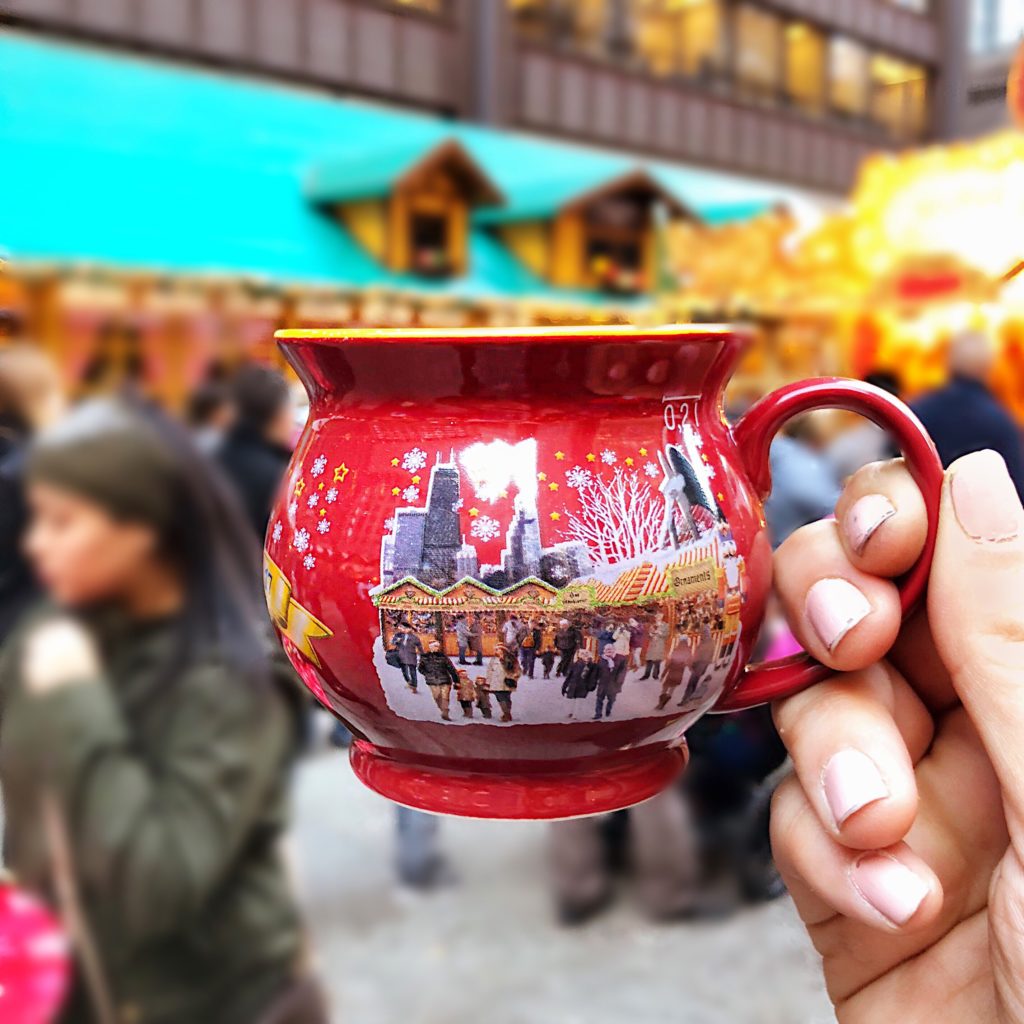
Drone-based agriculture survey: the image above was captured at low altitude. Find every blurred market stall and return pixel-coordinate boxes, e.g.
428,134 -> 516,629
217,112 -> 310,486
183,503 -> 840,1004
0,30 -> 818,407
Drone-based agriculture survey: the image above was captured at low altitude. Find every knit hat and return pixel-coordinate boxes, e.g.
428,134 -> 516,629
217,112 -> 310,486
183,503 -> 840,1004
27,400 -> 181,532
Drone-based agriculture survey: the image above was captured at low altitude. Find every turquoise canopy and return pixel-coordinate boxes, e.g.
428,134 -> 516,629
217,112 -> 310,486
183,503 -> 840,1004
0,30 -> 815,305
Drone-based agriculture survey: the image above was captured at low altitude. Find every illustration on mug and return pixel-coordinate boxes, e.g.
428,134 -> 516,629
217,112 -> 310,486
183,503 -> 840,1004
368,420 -> 748,726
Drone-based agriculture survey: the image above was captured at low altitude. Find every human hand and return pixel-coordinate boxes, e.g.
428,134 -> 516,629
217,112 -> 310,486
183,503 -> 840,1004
770,449 -> 1024,1022
22,619 -> 101,695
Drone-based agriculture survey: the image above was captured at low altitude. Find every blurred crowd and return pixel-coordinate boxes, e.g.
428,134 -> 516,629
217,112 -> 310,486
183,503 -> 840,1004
1,318 -> 1021,1023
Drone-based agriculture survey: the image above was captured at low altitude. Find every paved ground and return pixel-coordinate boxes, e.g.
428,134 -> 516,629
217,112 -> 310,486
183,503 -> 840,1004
291,743 -> 836,1024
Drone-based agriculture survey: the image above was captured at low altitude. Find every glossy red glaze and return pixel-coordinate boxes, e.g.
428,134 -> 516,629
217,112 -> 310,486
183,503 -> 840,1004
0,883 -> 69,1024
267,326 -> 942,818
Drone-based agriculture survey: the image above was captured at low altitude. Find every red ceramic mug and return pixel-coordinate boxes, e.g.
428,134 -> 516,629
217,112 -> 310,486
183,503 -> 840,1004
266,326 -> 942,819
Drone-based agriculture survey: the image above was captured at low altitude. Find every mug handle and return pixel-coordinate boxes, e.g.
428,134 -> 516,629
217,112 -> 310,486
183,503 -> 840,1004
714,378 -> 944,712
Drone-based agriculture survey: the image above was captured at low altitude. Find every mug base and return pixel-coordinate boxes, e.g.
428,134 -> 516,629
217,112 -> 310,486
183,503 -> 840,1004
348,740 -> 689,820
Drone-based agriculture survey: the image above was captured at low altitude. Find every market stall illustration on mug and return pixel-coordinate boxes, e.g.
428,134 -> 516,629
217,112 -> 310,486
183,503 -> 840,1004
366,426 -> 748,726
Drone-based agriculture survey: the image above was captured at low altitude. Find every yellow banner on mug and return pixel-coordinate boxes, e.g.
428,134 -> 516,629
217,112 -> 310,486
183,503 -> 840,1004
669,558 -> 718,597
264,553 -> 332,667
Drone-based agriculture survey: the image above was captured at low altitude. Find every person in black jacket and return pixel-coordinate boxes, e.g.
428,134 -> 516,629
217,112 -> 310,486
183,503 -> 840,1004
218,364 -> 295,538
0,345 -> 65,643
561,649 -> 597,719
418,639 -> 459,721
912,330 -> 1024,499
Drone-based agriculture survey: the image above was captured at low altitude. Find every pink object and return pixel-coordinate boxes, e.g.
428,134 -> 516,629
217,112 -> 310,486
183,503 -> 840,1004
0,882 -> 70,1024
950,449 -> 1021,543
845,494 -> 897,555
805,578 -> 873,653
823,749 -> 889,827
852,854 -> 930,926
265,326 -> 943,819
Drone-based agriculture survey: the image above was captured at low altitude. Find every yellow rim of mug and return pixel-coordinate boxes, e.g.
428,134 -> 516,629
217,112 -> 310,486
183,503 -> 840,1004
275,324 -> 744,343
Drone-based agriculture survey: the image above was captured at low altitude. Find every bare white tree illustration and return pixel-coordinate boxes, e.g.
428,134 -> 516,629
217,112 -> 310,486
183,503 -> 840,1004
560,468 -> 663,565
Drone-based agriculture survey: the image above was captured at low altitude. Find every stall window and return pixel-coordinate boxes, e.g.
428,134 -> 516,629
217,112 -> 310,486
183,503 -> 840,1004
871,55 -> 928,139
583,195 -> 649,294
734,5 -> 782,97
410,212 -> 451,276
829,36 -> 869,118
784,22 -> 826,113
508,0 -> 606,50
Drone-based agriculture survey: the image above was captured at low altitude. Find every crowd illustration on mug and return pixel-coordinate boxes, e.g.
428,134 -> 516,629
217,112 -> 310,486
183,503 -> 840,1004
368,422 -> 749,726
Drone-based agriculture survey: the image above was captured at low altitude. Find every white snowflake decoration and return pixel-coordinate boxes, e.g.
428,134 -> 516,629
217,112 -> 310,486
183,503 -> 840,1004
293,528 -> 310,553
600,449 -> 617,465
271,522 -> 282,543
317,519 -> 331,535
402,448 -> 427,472
402,486 -> 420,503
565,466 -> 593,490
287,500 -> 298,518
307,493 -> 319,509
311,454 -> 328,477
471,516 -> 501,542
644,462 -> 660,478
303,554 -> 316,570
325,487 -> 338,504
384,516 -> 396,534
452,498 -> 464,512
705,466 -> 716,480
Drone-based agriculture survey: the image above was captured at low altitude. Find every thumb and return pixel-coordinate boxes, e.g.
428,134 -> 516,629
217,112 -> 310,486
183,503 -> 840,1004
930,449 -> 1024,828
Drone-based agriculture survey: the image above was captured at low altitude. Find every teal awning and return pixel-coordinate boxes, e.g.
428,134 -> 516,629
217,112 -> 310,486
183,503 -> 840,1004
0,30 -> 821,306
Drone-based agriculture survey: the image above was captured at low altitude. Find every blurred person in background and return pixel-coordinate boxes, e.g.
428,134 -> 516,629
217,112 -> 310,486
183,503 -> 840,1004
912,328 -> 1024,499
219,363 -> 294,538
185,378 -> 235,457
0,399 -> 326,1024
827,370 -> 902,482
0,344 -> 66,643
764,412 -> 841,548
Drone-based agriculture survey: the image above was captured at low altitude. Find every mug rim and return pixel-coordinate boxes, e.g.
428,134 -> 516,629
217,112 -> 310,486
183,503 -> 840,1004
275,324 -> 746,345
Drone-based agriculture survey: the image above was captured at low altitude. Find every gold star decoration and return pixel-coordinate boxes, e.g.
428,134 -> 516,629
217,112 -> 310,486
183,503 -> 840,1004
549,511 -> 561,521
412,475 -> 421,484
639,447 -> 648,457
334,464 -> 350,483
537,472 -> 548,482
625,457 -> 635,467
318,481 -> 325,491
391,487 -> 401,496
500,490 -> 509,499
468,507 -> 480,518
554,451 -> 566,461
319,508 -> 327,517
390,458 -> 400,467
548,482 -> 559,491
717,492 -> 725,503
294,480 -> 306,497
585,453 -> 596,462
701,453 -> 709,463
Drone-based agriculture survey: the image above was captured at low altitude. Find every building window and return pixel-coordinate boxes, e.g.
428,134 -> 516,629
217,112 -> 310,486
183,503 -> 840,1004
870,55 -> 928,139
734,5 -> 782,98
971,0 -> 1024,52
784,22 -> 826,113
829,36 -> 869,118
889,0 -> 928,11
392,0 -> 446,13
629,0 -> 724,78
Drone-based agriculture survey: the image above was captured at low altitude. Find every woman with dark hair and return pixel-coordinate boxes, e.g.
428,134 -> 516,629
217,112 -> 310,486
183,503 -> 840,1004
0,399 -> 326,1024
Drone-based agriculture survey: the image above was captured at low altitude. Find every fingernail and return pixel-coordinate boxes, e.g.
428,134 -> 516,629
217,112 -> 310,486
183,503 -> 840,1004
805,578 -> 872,652
823,749 -> 889,827
845,494 -> 896,555
851,854 -> 929,926
951,450 -> 1021,544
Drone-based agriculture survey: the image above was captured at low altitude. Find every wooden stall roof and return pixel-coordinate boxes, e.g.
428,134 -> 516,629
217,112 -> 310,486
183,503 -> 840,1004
372,575 -> 560,610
